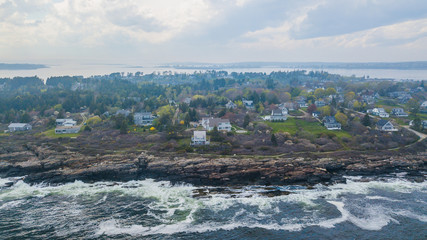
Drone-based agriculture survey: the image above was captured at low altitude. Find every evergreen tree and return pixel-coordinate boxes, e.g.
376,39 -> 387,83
210,126 -> 223,141
361,114 -> 371,126
243,114 -> 250,128
271,134 -> 278,146
120,121 -> 128,134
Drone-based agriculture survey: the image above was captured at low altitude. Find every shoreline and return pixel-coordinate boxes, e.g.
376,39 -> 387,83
1,140 -> 426,186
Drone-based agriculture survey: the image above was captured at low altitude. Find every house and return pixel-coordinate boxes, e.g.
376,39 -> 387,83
242,99 -> 254,109
376,120 -> 397,131
269,109 -> 287,121
423,120 -> 427,129
296,99 -> 308,108
323,116 -> 341,130
8,123 -> 32,132
421,101 -> 427,113
315,100 -> 326,108
225,101 -> 237,109
391,108 -> 409,117
282,102 -> 295,111
55,126 -> 81,134
312,111 -> 321,118
201,117 -> 232,132
371,108 -> 389,118
191,131 -> 209,146
183,97 -> 192,105
115,109 -> 131,117
56,119 -> 77,126
134,112 -> 156,126
278,105 -> 289,115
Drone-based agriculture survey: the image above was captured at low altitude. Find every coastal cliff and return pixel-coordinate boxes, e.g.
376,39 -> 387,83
1,140 -> 426,185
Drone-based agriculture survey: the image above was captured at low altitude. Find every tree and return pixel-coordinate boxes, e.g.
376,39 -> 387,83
345,91 -> 355,102
361,114 -> 371,126
314,88 -> 325,99
266,78 -> 275,89
319,106 -> 331,116
271,134 -> 278,146
243,114 -> 250,128
412,118 -> 422,131
120,121 -> 128,134
307,104 -> 317,114
325,87 -> 337,96
210,126 -> 223,141
334,112 -> 348,127
21,112 -> 31,123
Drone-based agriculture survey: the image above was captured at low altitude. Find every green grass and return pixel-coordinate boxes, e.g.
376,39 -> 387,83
0,132 -> 9,137
40,129 -> 81,138
265,118 -> 352,138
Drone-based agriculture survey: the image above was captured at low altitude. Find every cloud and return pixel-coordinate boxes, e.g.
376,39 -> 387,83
0,0 -> 426,63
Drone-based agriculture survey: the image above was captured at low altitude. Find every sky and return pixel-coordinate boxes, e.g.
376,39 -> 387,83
1,0 -> 427,65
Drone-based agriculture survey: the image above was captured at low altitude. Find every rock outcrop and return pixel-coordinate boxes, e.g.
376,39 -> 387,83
1,142 -> 425,185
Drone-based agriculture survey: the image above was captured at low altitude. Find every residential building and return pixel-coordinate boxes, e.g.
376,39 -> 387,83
391,108 -> 409,117
376,120 -> 397,131
8,123 -> 32,132
312,111 -> 321,118
314,100 -> 326,108
225,101 -> 237,109
183,97 -> 192,105
371,108 -> 389,118
421,101 -> 427,113
323,116 -> 342,130
191,131 -> 209,146
242,99 -> 254,109
201,117 -> 232,132
134,112 -> 156,126
282,102 -> 295,111
268,109 -> 287,121
115,109 -> 131,117
55,126 -> 81,134
56,119 -> 77,126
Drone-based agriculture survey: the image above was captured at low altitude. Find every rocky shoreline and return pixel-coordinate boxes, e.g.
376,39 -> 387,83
1,141 -> 426,186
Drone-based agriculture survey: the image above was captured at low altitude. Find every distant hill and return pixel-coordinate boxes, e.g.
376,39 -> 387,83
0,63 -> 48,70
161,61 -> 427,70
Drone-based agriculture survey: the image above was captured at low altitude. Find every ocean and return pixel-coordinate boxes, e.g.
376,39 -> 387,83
1,64 -> 427,81
1,175 -> 426,239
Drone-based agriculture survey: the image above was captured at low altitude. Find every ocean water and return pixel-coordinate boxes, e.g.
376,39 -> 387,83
0,176 -> 426,239
1,64 -> 427,81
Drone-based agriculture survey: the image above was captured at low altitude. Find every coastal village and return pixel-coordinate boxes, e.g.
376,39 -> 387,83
1,70 -> 426,156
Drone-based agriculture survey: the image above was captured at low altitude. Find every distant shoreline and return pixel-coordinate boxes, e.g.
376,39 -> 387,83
160,61 -> 427,70
0,63 -> 48,70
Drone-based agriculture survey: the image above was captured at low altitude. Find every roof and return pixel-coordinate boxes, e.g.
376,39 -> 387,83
8,123 -> 30,128
376,119 -> 391,127
206,118 -> 230,128
272,109 -> 283,115
56,118 -> 73,122
323,116 -> 337,123
193,131 -> 206,139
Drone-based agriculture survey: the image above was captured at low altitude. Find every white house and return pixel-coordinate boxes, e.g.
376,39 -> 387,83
242,99 -> 254,109
56,119 -> 76,126
421,101 -> 427,108
201,117 -> 232,132
277,104 -> 289,115
268,109 -> 287,121
55,126 -> 81,134
323,116 -> 341,130
225,101 -> 237,109
191,131 -> 209,146
134,112 -> 156,126
376,120 -> 397,131
390,108 -> 408,117
8,123 -> 32,132
371,108 -> 389,118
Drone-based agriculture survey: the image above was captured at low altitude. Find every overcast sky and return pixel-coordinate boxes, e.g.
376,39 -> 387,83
1,0 -> 427,65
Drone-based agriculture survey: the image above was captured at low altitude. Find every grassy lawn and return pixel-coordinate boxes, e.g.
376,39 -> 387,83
265,118 -> 352,138
40,129 -> 81,138
0,132 -> 9,137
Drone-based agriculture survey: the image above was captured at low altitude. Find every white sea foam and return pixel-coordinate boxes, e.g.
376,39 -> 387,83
1,177 -> 426,236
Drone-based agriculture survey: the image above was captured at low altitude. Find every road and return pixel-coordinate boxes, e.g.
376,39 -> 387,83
402,125 -> 427,142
